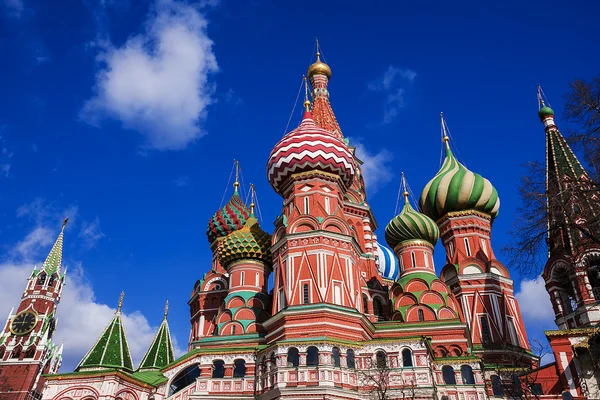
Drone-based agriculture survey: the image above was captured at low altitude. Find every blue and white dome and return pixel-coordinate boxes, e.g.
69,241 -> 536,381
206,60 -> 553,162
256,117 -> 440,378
376,242 -> 399,281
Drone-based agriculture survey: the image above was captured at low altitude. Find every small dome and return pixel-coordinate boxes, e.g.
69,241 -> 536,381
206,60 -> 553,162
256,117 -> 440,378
376,242 -> 399,281
218,217 -> 271,267
385,196 -> 439,249
538,105 -> 555,120
267,112 -> 355,194
419,146 -> 500,222
206,191 -> 250,243
307,52 -> 332,80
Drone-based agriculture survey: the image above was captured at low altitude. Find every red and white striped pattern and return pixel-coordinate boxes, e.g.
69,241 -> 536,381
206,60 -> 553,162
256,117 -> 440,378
267,113 -> 355,194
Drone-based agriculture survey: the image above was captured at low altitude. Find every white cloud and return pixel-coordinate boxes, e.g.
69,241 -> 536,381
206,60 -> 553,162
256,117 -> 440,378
515,279 -> 555,324
349,138 -> 394,193
2,0 -> 24,17
368,66 -> 416,124
79,217 -> 105,249
0,217 -> 184,371
0,163 -> 10,177
81,0 -> 218,150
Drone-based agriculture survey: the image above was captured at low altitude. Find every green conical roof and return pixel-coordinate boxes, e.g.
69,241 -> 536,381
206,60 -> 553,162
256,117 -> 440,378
76,292 -> 134,372
138,302 -> 175,371
419,143 -> 500,222
386,194 -> 439,249
42,218 -> 68,274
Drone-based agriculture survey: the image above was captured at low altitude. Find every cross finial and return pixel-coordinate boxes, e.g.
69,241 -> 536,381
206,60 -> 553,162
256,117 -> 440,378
164,299 -> 169,319
249,183 -> 256,215
440,112 -> 450,150
401,172 -> 409,204
117,291 -> 124,313
303,76 -> 310,112
62,217 -> 69,230
233,160 -> 240,192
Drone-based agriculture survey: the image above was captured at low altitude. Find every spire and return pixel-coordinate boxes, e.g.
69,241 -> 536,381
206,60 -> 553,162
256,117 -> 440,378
401,172 -> 409,204
441,112 -> 450,151
41,218 -> 68,275
137,300 -> 175,371
249,183 -> 256,216
76,292 -> 134,372
234,159 -> 240,193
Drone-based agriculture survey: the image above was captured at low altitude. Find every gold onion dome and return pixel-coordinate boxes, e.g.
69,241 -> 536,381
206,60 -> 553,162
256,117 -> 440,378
218,216 -> 272,267
385,192 -> 439,250
419,138 -> 500,222
307,52 -> 332,80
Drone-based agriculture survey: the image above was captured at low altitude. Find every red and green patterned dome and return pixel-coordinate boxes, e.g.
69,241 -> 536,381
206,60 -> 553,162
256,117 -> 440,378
206,191 -> 251,244
218,216 -> 272,267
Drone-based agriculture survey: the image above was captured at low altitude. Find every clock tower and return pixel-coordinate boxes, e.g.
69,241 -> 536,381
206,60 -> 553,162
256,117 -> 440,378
0,220 -> 67,400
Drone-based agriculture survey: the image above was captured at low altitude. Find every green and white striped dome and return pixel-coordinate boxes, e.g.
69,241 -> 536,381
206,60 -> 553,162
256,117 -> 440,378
419,146 -> 500,222
385,195 -> 439,249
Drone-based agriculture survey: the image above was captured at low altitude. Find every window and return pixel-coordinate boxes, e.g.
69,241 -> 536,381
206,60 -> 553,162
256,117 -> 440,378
491,375 -> 504,396
346,349 -> 355,369
212,360 -> 225,378
287,347 -> 299,367
481,239 -> 488,256
373,297 -> 383,320
303,283 -> 310,304
37,273 -> 46,286
0,347 -> 5,359
562,392 -> 574,400
324,197 -> 330,214
333,283 -> 342,305
411,252 -> 416,268
362,294 -> 369,313
240,272 -> 245,286
332,347 -> 340,367
402,349 -> 413,367
289,202 -> 293,213
464,238 -> 471,256
232,325 -> 237,335
278,288 -> 285,311
168,364 -> 201,396
233,359 -> 246,377
461,365 -> 475,384
375,351 -> 387,369
512,376 -> 523,396
48,274 -> 57,287
306,346 -> 319,366
11,348 -> 20,359
418,309 -> 424,322
256,272 -> 260,287
425,253 -> 430,269
508,318 -> 519,346
304,197 -> 310,213
25,347 -> 35,359
530,383 -> 543,395
442,365 -> 456,384
480,316 -> 492,344
449,241 -> 454,257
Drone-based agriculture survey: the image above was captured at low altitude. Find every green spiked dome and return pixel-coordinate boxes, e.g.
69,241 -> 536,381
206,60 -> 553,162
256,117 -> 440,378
538,105 -> 555,120
419,136 -> 500,222
218,215 -> 272,267
76,292 -> 134,372
386,193 -> 439,249
138,301 -> 175,371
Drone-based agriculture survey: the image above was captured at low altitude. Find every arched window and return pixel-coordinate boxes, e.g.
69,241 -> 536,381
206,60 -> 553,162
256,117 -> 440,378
402,349 -> 413,367
37,273 -> 46,286
306,346 -> 319,366
168,364 -> 201,396
346,349 -> 355,369
270,352 -> 276,369
491,375 -> 504,396
303,283 -> 310,304
480,316 -> 491,344
48,274 -> 57,287
362,294 -> 369,313
240,271 -> 245,286
332,347 -> 340,367
373,297 -> 383,320
442,365 -> 456,384
461,365 -> 475,384
259,356 -> 267,374
304,197 -> 309,214
375,351 -> 386,369
25,347 -> 35,359
418,309 -> 424,322
287,347 -> 299,367
464,238 -> 472,256
324,197 -> 330,214
233,359 -> 246,377
11,347 -> 20,359
212,360 -> 225,378
411,252 -> 416,268
232,325 -> 237,335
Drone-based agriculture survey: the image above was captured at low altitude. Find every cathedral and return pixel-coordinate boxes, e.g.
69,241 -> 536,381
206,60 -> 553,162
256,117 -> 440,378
1,48 -> 599,400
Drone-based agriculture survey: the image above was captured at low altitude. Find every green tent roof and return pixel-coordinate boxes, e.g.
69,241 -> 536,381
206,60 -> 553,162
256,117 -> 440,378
137,314 -> 175,371
42,218 -> 68,275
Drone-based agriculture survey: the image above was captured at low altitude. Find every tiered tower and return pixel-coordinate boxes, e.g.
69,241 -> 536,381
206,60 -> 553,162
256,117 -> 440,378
421,115 -> 532,366
0,220 -> 67,400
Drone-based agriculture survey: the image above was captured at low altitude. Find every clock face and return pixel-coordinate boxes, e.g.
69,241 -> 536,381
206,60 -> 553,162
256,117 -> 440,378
10,311 -> 37,336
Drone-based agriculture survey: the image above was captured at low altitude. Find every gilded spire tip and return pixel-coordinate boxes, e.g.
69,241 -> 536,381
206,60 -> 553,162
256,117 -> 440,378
303,76 -> 311,112
249,183 -> 256,215
233,160 -> 240,192
164,299 -> 169,319
401,172 -> 409,204
117,291 -> 125,313
440,112 -> 450,150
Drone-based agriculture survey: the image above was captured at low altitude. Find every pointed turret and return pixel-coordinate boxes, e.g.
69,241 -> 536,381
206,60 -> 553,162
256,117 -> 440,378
76,292 -> 134,372
538,86 -> 599,255
138,300 -> 175,371
41,218 -> 68,275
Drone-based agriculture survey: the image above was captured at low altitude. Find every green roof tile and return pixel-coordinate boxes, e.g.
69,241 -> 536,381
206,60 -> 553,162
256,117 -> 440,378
138,304 -> 175,371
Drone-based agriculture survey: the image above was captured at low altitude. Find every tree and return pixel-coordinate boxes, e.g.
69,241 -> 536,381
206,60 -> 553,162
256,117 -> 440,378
357,355 -> 392,400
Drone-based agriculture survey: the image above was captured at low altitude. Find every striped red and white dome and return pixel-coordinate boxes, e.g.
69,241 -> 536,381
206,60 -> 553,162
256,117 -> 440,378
267,112 -> 355,194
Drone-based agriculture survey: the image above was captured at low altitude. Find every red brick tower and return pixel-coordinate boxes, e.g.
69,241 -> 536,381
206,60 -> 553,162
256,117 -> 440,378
420,115 -> 532,366
0,220 -> 67,400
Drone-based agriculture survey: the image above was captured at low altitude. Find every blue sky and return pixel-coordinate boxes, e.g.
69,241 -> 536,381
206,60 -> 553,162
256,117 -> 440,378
0,0 -> 597,370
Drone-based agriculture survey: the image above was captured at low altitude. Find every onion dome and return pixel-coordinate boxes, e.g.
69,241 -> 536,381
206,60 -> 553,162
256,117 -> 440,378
218,215 -> 272,267
376,242 -> 399,281
267,110 -> 355,194
538,105 -> 554,120
206,188 -> 250,244
307,51 -> 332,80
419,116 -> 500,221
386,190 -> 439,249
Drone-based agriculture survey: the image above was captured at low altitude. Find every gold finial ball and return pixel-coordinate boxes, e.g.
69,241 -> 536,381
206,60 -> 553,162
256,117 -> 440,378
307,52 -> 332,81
